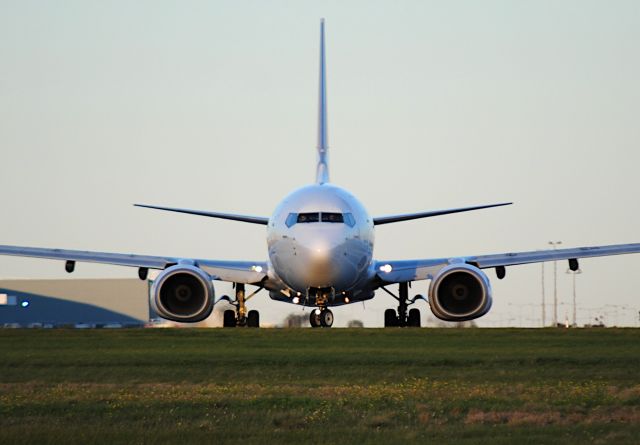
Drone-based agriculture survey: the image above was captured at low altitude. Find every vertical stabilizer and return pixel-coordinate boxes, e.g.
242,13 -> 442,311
316,19 -> 330,184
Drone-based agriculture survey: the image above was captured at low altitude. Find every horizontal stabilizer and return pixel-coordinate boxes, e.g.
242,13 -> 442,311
373,202 -> 512,225
134,204 -> 269,225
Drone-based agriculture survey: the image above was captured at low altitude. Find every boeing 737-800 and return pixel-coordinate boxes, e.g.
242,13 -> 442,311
1,20 -> 639,328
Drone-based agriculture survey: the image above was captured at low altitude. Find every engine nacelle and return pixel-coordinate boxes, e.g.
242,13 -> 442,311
428,263 -> 492,322
150,265 -> 215,323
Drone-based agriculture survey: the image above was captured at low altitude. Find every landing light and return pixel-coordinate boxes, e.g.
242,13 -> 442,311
21,301 -> 30,308
314,308 -> 321,315
379,264 -> 393,273
252,265 -> 263,273
292,296 -> 300,304
344,297 -> 350,303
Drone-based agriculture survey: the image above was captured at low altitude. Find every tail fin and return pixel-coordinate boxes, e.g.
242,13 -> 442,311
316,18 -> 330,184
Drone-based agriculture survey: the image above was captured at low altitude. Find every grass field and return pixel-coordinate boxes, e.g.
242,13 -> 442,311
1,328 -> 639,444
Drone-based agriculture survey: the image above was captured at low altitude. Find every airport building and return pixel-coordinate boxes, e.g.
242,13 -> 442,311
0,278 -> 150,327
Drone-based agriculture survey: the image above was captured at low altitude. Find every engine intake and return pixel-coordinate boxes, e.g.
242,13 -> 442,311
150,265 -> 215,323
428,264 -> 492,322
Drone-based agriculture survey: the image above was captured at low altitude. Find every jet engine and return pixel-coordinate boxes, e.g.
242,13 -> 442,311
428,264 -> 492,322
150,265 -> 215,323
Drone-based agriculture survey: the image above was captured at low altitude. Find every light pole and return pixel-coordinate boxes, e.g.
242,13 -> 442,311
541,261 -> 546,327
549,241 -> 562,326
566,267 -> 582,327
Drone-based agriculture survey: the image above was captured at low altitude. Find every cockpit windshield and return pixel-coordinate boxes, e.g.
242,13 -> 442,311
298,213 -> 320,223
285,212 -> 355,228
321,212 -> 343,223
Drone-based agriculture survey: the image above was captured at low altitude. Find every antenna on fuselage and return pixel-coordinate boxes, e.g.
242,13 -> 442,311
316,18 -> 330,185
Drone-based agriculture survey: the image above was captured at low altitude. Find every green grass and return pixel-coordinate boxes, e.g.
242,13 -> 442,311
1,328 -> 639,444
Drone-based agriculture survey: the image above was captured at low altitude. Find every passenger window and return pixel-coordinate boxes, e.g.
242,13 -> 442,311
321,212 -> 343,223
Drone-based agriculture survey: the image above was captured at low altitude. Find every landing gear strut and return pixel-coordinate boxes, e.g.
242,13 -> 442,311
222,283 -> 263,328
382,282 -> 422,327
309,308 -> 333,328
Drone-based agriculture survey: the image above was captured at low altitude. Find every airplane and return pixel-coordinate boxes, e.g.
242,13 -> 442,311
2,19 -> 640,328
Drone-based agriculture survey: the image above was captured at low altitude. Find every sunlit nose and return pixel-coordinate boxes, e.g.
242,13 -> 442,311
295,233 -> 344,286
310,241 -> 332,260
298,235 -> 341,259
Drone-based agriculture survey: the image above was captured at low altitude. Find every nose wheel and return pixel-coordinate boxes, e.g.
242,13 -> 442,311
309,308 -> 334,328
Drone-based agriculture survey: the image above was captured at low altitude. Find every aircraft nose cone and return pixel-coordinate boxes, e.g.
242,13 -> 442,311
295,235 -> 343,287
309,241 -> 332,261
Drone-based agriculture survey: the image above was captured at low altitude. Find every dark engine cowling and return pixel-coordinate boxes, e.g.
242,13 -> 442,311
428,264 -> 492,322
150,265 -> 215,323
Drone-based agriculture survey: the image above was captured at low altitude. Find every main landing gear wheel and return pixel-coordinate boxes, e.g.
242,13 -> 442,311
408,308 -> 421,327
384,309 -> 398,327
310,310 -> 321,328
223,310 -> 236,328
320,309 -> 334,328
221,283 -> 262,328
247,310 -> 260,328
223,309 -> 261,328
384,308 -> 421,327
384,282 -> 423,328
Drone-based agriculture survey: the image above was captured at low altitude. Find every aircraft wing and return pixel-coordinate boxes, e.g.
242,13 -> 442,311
0,244 -> 268,285
372,202 -> 512,225
134,204 -> 269,225
375,242 -> 640,284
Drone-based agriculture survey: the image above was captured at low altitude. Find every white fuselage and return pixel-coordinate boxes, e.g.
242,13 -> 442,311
267,184 -> 374,296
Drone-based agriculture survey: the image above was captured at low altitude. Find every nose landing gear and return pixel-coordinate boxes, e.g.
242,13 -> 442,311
309,308 -> 334,328
306,287 -> 335,328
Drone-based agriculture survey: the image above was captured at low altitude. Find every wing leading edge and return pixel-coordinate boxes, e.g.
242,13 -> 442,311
376,242 -> 640,284
0,244 -> 268,285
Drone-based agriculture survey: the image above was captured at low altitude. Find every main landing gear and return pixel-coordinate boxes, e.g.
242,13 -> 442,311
222,283 -> 263,328
382,282 -> 424,328
309,308 -> 334,328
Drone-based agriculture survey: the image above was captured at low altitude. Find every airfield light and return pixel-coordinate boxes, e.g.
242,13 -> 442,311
293,296 -> 300,304
21,301 -> 30,308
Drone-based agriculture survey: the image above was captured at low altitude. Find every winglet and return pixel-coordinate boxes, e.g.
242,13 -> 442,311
316,18 -> 330,184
